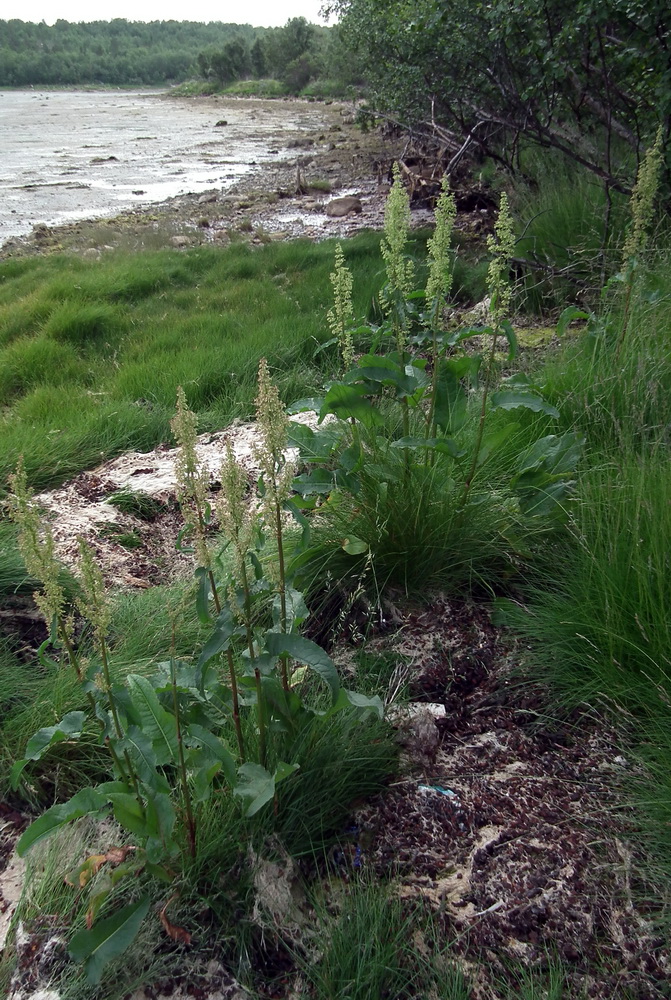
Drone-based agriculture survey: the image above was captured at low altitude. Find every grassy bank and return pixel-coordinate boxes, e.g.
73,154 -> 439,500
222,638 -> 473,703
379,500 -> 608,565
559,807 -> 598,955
1,165 -> 670,999
0,236 -> 388,493
171,78 -> 356,100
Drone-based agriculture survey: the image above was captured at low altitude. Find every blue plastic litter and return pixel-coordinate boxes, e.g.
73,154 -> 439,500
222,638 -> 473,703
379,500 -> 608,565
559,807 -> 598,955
418,784 -> 458,798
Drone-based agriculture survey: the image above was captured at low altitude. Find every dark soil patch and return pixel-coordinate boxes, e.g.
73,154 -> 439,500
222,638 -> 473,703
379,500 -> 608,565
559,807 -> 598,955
350,597 -> 670,998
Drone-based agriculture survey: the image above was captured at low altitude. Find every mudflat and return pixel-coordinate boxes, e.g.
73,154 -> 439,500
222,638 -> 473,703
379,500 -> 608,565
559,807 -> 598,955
0,89 -> 346,248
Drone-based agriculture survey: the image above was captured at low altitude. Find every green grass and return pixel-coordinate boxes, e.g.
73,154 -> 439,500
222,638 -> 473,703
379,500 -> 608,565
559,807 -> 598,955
505,251 -> 671,894
510,147 -> 631,311
507,453 -> 671,712
0,518 -> 77,607
0,236 -> 389,494
224,77 -> 287,97
294,397 -> 560,602
301,883 -> 470,1000
0,579 -> 209,801
105,488 -> 166,520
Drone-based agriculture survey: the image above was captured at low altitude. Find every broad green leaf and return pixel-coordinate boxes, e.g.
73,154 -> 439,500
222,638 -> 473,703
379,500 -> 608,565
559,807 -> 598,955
433,357 -> 477,433
260,674 -> 307,731
339,441 -> 363,473
191,760 -> 221,802
500,318 -> 518,360
446,324 -> 493,346
556,306 -> 589,337
234,762 -> 276,816
272,587 -> 309,631
17,787 -> 108,855
356,353 -> 401,372
186,724 -> 236,784
288,422 -> 341,462
274,760 -> 301,785
346,358 -> 419,396
107,793 -> 148,838
194,566 -> 212,624
293,468 -> 335,496
152,660 -> 200,694
286,397 -> 323,414
234,761 -> 300,817
144,791 -> 178,863
342,536 -> 368,555
117,727 -> 169,793
127,675 -> 178,766
390,436 -> 466,459
264,632 -> 340,701
69,897 -> 150,985
329,688 -> 385,719
517,479 -> 575,517
490,390 -> 559,418
11,710 -> 86,788
197,608 -> 236,668
516,432 -> 585,476
321,383 -> 383,428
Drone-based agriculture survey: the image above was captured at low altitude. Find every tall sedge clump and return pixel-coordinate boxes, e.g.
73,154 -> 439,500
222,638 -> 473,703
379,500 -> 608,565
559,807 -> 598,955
255,358 -> 293,696
217,440 -> 254,760
617,127 -> 665,355
381,162 -> 414,344
462,193 -> 516,505
327,243 -> 355,371
7,458 -> 78,672
171,387 -> 219,609
426,176 -> 457,439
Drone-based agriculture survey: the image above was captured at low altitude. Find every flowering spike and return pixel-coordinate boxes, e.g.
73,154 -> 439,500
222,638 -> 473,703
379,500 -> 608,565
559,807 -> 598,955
171,386 -> 209,509
327,243 -> 355,370
381,162 -> 415,310
171,386 -> 212,568
76,537 -> 110,644
7,457 -> 68,632
426,175 -> 457,306
622,127 -> 664,262
255,359 -> 289,476
218,440 -> 255,582
486,192 -> 516,322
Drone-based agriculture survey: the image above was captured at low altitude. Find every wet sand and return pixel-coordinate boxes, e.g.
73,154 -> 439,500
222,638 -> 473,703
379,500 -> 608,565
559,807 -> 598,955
0,89 -> 343,246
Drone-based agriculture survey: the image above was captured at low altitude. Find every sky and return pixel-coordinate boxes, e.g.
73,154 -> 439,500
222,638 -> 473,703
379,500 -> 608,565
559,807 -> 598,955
0,1 -> 331,28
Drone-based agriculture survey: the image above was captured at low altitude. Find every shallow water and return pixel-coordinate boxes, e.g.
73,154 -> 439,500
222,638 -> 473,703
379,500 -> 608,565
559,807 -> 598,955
0,89 -> 328,245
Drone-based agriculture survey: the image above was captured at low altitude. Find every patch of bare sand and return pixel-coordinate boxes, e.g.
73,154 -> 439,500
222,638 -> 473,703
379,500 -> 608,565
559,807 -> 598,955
34,412 -> 323,589
0,822 -> 26,955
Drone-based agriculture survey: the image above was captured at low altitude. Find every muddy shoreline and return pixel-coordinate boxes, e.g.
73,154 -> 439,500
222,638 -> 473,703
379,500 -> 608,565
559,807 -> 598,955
0,94 -> 413,259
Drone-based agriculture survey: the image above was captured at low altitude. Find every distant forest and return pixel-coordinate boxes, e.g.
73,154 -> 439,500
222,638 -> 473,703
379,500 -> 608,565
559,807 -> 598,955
0,18 -> 358,90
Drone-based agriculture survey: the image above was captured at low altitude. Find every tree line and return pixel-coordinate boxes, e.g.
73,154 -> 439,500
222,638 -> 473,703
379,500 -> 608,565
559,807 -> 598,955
0,17 -> 362,93
0,18 -> 262,87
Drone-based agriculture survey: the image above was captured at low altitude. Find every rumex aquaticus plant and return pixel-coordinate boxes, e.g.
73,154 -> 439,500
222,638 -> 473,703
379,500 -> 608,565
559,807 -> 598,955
6,363 -> 383,985
287,170 -> 584,593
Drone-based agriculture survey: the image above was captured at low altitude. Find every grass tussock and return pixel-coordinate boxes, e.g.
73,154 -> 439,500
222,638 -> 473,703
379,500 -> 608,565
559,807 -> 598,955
0,236 -> 387,493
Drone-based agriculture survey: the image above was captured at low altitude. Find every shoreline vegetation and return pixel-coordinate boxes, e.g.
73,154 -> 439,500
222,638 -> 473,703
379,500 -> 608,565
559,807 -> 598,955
0,17 -> 360,99
1,7 -> 670,1000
